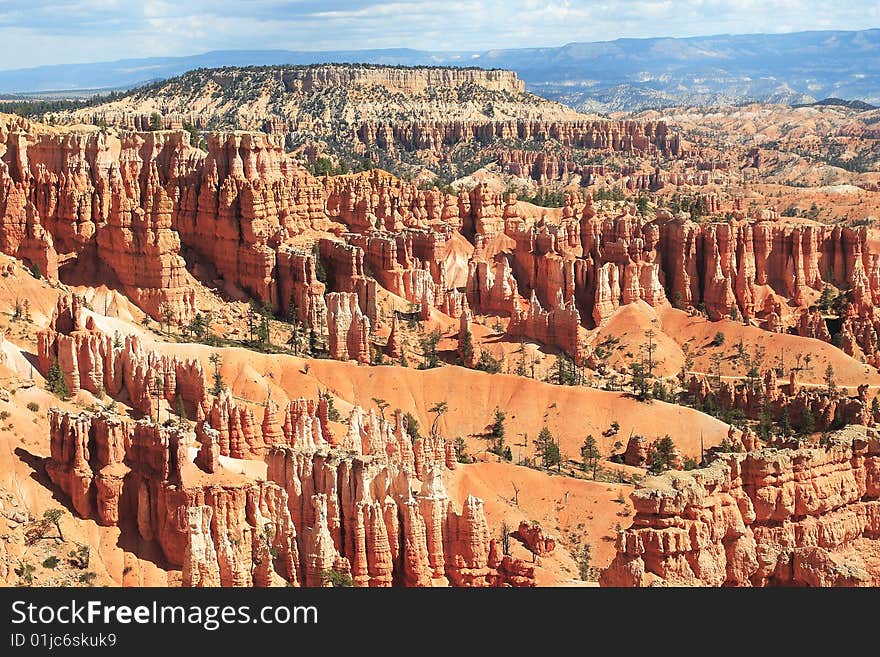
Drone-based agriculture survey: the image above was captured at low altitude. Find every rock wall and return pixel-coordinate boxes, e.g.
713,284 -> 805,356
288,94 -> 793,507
318,238 -> 378,324
46,402 -> 534,587
37,296 -> 208,418
355,118 -> 680,157
508,291 -> 585,364
0,118 -> 329,323
687,369 -> 871,433
46,407 -> 300,586
601,425 -> 880,587
37,296 -> 208,416
326,292 -> 371,364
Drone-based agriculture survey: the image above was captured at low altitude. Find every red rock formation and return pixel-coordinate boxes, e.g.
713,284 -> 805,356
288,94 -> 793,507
47,407 -> 301,586
351,118 -> 680,161
47,395 -> 533,588
0,118 -> 338,322
195,424 -> 221,474
467,255 -> 518,315
516,520 -> 556,556
623,435 -> 650,467
326,292 -> 371,363
276,246 -> 328,334
592,262 -> 621,326
37,295 -> 209,416
182,506 -> 221,587
318,238 -> 378,324
205,392 -> 330,457
508,291 -> 585,364
601,425 -> 880,586
384,314 -> 402,360
798,307 -> 832,342
688,368 -> 868,433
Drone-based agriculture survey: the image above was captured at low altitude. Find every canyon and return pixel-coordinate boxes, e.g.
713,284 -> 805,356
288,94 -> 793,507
1,62 -> 879,589
602,425 -> 880,586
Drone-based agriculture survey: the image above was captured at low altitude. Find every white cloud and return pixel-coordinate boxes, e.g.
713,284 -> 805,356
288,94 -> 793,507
0,0 -> 877,68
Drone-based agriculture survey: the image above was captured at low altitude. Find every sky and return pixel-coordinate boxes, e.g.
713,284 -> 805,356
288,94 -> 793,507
0,0 -> 878,70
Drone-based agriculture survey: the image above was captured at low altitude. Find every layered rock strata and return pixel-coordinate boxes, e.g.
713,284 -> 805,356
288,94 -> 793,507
601,425 -> 880,587
46,403 -> 534,587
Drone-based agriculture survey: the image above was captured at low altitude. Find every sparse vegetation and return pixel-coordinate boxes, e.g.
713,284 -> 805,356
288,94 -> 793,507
321,568 -> 354,587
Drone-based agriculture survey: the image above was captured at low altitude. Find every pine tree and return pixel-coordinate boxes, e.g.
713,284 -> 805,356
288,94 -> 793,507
779,406 -> 793,439
824,363 -> 836,395
818,285 -> 835,312
756,404 -> 774,442
459,327 -> 474,365
535,426 -> 561,468
46,359 -> 71,400
648,435 -> 677,474
209,353 -> 224,396
489,407 -> 507,458
629,362 -> 651,400
580,435 -> 601,479
797,407 -> 815,438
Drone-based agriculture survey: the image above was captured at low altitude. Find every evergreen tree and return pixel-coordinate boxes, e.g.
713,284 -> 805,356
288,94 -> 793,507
580,435 -> 601,479
818,285 -> 835,312
419,329 -> 441,369
209,353 -> 224,396
459,327 -> 474,365
535,426 -> 561,469
453,437 -> 471,463
779,406 -> 793,439
46,359 -> 71,400
489,407 -> 509,459
629,362 -> 651,400
797,407 -> 815,438
403,412 -> 422,442
428,401 -> 448,436
756,404 -> 774,442
648,435 -> 677,474
824,363 -> 836,395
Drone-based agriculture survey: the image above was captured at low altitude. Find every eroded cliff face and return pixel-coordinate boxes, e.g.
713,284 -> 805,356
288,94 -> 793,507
601,425 -> 880,587
45,400 -> 535,588
5,116 -> 880,368
37,295 -> 208,417
687,369 -> 871,434
0,118 -> 329,323
46,406 -> 301,587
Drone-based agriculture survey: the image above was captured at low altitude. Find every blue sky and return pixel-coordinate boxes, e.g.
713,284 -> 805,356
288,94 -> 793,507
0,1 -> 878,69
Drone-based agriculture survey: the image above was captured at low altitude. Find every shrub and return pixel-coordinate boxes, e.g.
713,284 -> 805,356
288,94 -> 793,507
78,572 -> 97,585
320,568 -> 353,587
476,350 -> 502,373
68,544 -> 90,569
26,402 -> 39,413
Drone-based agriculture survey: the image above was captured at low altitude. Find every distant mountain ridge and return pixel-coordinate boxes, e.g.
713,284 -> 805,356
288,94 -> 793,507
1,29 -> 878,111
